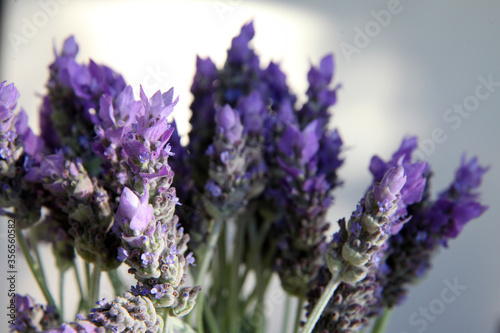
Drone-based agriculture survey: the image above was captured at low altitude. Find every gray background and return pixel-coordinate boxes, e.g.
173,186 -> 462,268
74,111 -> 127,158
1,1 -> 499,332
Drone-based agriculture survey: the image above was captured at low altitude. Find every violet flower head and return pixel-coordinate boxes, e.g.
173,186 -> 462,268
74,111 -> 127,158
10,294 -> 59,333
377,155 -> 488,308
0,81 -> 19,132
103,87 -> 200,314
372,166 -> 406,212
271,119 -> 337,298
115,187 -> 153,233
219,21 -> 260,106
298,54 -> 339,129
42,36 -> 126,158
36,154 -> 120,270
227,21 -> 257,66
204,103 -> 265,217
1,81 -> 44,227
306,145 -> 427,332
444,154 -> 490,201
215,104 -> 243,143
369,137 -> 428,218
235,91 -> 267,134
45,293 -> 163,333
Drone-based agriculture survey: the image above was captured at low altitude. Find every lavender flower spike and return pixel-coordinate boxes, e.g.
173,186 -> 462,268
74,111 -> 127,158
204,104 -> 264,217
106,87 -> 200,315
302,166 -> 415,333
328,166 -> 407,283
44,292 -> 163,333
378,154 -> 489,308
27,152 -> 121,270
1,81 -> 44,227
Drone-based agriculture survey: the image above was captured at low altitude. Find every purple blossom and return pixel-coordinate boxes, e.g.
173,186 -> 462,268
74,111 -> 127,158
115,187 -> 153,232
10,294 -> 59,332
0,81 -> 20,113
151,284 -> 168,299
205,180 -> 222,197
185,252 -> 196,266
141,252 -> 155,266
369,137 -> 428,217
227,21 -> 257,65
444,154 -> 490,200
373,166 -> 406,211
215,104 -> 243,143
236,91 -> 266,133
278,120 -> 320,167
378,155 -> 488,308
117,247 -> 129,262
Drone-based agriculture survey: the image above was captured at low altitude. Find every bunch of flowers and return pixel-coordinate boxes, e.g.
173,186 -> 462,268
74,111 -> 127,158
1,22 -> 488,333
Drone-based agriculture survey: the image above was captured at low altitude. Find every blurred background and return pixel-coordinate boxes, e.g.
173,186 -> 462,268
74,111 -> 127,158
1,0 -> 499,332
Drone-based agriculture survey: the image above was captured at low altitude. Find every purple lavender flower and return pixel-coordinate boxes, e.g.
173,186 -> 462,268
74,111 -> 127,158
115,187 -> 153,233
271,119 -> 338,297
215,104 -> 243,143
44,293 -> 162,333
369,137 -> 428,218
298,54 -> 339,129
378,155 -> 488,307
1,81 -> 45,227
102,87 -> 200,314
204,103 -> 266,218
42,36 -> 126,161
10,294 -> 59,333
306,140 -> 427,332
25,152 -> 121,270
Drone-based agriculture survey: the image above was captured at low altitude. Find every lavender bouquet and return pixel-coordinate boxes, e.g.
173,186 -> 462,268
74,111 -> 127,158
1,22 -> 488,333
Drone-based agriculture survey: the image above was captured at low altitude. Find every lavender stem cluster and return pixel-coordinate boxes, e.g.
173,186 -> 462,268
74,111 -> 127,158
3,34 -> 200,333
2,21 -> 490,333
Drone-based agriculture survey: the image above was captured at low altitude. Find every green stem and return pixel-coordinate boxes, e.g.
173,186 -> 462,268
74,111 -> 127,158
170,316 -> 198,333
300,275 -> 340,333
89,260 -> 102,307
73,262 -> 86,314
203,296 -> 222,333
59,269 -> 65,321
85,262 -> 91,293
283,294 -> 291,333
195,219 -> 224,287
216,222 -> 227,324
16,228 -> 57,308
188,219 -> 224,327
229,218 -> 245,332
163,309 -> 173,333
242,269 -> 273,313
252,253 -> 267,333
30,232 -> 50,290
293,298 -> 304,333
371,308 -> 392,333
107,269 -> 125,296
196,293 -> 205,333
